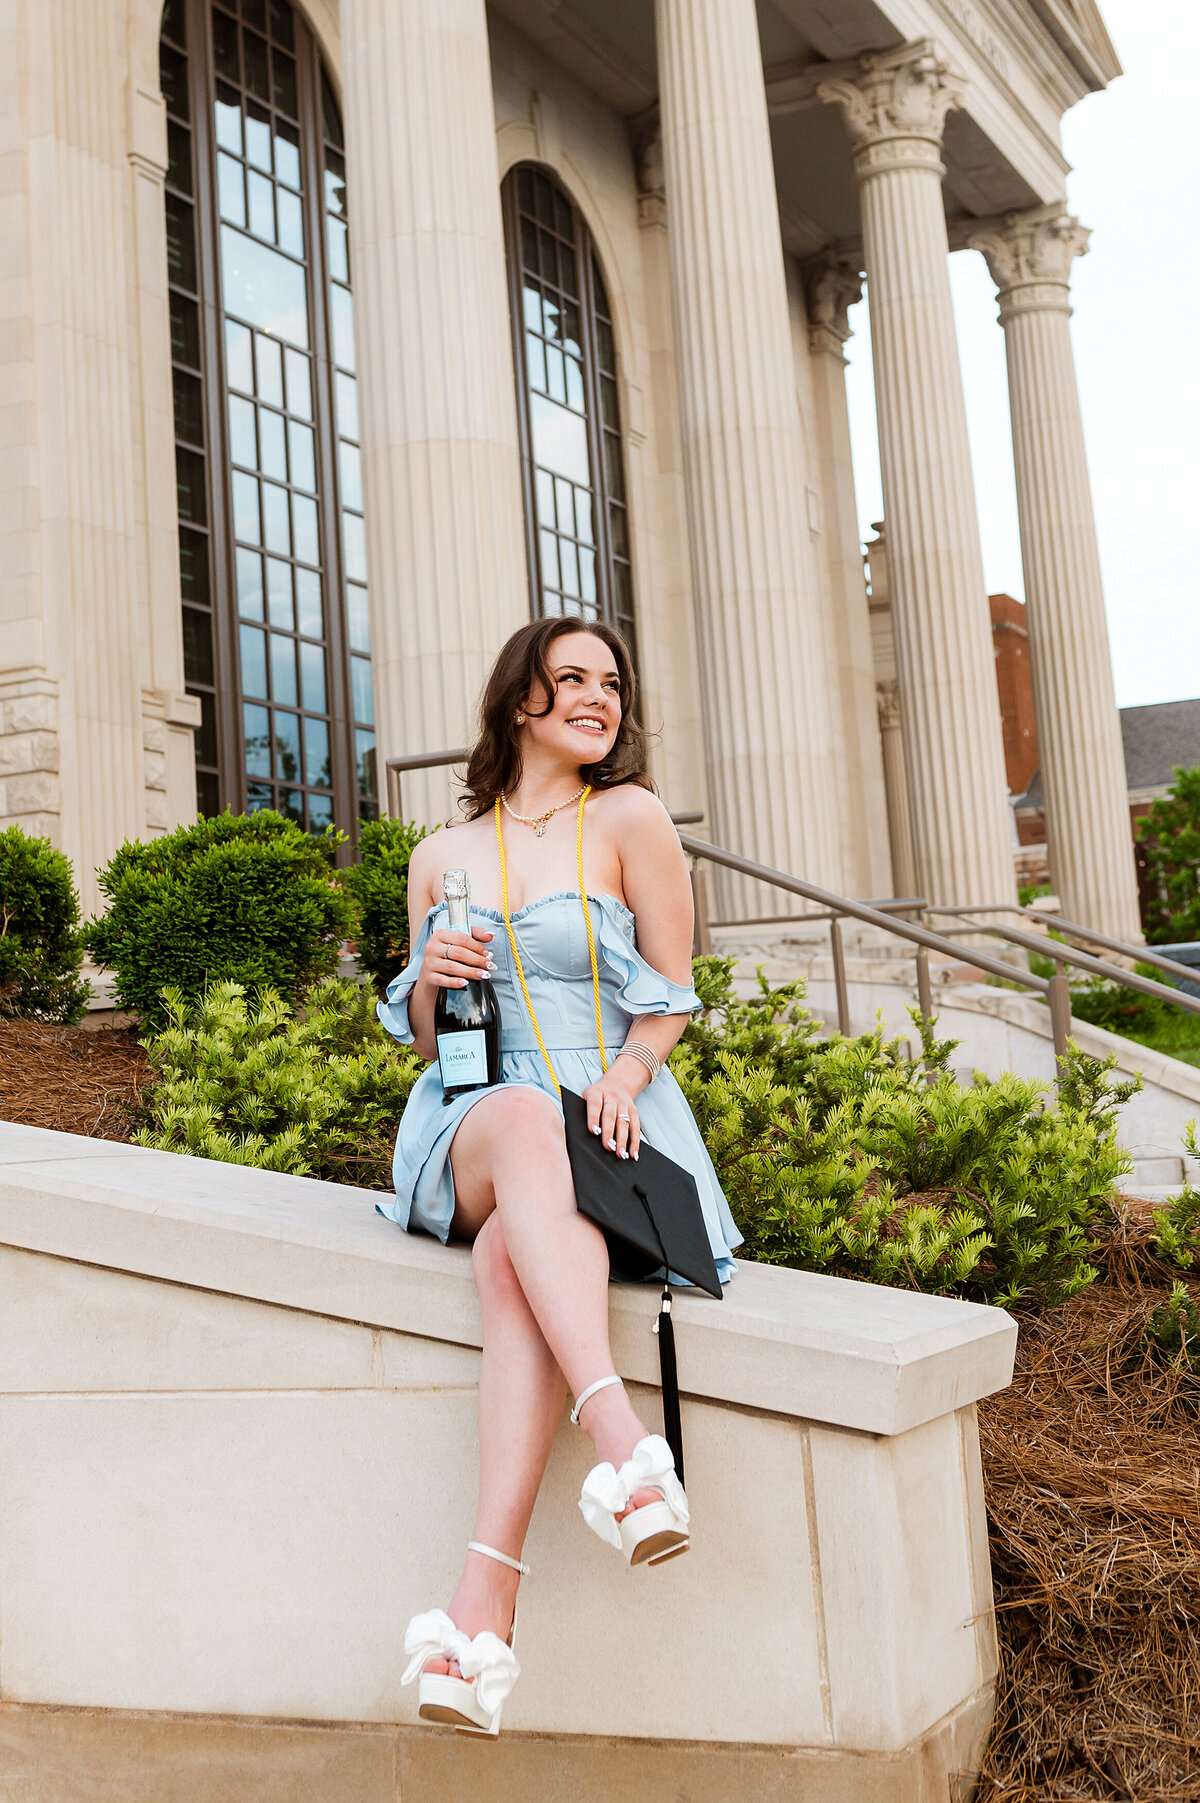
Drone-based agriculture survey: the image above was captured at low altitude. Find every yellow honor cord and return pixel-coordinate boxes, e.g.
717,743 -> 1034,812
494,789 -> 608,1096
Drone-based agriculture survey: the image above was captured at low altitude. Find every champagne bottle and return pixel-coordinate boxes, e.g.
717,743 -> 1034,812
434,869 -> 502,1103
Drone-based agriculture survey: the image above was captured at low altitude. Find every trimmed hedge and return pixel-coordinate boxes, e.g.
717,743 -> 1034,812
88,811 -> 355,1028
0,825 -> 89,1023
338,816 -> 427,992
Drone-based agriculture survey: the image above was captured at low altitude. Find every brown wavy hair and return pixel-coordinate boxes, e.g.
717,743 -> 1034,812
460,617 -> 652,820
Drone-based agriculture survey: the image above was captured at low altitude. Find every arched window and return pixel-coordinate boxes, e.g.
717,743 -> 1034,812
502,166 -> 636,653
160,0 -> 375,831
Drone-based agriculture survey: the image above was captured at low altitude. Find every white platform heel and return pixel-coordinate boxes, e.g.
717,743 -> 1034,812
572,1375 -> 691,1568
401,1541 -> 528,1738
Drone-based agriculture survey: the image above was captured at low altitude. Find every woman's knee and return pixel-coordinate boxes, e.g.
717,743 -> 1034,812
471,1211 -> 523,1300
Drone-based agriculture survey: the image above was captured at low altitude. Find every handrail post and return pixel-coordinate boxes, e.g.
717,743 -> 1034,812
915,945 -> 934,1024
1048,960 -> 1073,1082
830,916 -> 851,1036
385,762 -> 401,821
690,858 -> 712,958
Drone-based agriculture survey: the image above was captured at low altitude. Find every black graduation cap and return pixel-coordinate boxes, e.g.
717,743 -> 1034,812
558,1086 -> 723,1481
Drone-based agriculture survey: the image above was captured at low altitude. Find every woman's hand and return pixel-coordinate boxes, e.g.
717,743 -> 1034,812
420,925 -> 495,990
582,1064 -> 644,1161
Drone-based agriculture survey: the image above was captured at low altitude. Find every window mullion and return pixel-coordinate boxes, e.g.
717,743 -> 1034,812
190,0 -> 246,811
296,27 -> 356,844
576,219 -> 616,632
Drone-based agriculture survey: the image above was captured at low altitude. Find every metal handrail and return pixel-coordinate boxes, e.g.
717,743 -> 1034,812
929,902 -> 1200,990
384,748 -> 470,822
924,908 -> 1200,1019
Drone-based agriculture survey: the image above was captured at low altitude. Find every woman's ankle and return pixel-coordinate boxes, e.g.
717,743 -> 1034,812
579,1384 -> 649,1471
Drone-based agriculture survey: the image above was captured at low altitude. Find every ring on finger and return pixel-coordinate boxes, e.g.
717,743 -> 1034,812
617,1112 -> 630,1121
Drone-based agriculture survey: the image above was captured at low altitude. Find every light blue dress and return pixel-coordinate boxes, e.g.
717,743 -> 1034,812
376,891 -> 741,1283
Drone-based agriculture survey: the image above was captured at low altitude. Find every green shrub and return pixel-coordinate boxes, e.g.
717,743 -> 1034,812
671,957 -> 1136,1309
0,824 -> 89,1023
89,811 -> 356,1028
134,978 -> 422,1187
1150,1125 -> 1200,1269
1144,1280 -> 1200,1401
1137,766 -> 1200,943
338,816 -> 428,992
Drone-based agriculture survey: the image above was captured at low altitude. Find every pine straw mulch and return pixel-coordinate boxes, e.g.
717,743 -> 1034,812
976,1198 -> 1200,1801
0,1016 -> 148,1141
2,1022 -> 1199,1797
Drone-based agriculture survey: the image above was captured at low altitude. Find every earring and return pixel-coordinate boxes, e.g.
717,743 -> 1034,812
515,713 -> 525,725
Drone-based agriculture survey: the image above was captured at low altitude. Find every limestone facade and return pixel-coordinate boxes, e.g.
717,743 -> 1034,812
0,0 -> 1135,935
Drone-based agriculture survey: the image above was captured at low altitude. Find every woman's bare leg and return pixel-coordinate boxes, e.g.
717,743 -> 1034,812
430,1087 -> 658,1665
425,1210 -> 565,1674
450,1087 -> 652,1468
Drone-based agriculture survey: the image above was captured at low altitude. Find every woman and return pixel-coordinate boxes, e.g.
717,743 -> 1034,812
378,616 -> 740,1736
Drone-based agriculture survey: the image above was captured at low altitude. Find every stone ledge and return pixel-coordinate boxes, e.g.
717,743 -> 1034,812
0,1690 -> 995,1803
0,1120 -> 1015,1437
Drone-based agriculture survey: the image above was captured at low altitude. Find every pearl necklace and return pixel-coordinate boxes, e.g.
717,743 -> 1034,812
501,785 -> 589,837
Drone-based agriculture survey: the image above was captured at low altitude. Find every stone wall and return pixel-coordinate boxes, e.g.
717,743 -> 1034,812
0,1120 -> 1016,1800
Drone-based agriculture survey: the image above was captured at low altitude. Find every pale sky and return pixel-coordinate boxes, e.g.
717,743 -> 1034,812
842,0 -> 1200,709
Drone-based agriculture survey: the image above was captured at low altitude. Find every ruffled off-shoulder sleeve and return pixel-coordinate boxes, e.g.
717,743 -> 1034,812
376,906 -> 439,1044
595,897 -> 701,1017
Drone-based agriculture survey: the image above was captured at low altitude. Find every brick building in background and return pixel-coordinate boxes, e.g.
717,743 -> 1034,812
995,592 -> 1200,903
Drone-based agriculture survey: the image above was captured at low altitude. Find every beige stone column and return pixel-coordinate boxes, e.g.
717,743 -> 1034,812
819,43 -> 1015,907
655,0 -> 841,908
340,0 -> 528,827
969,207 -> 1141,941
864,523 -> 919,900
804,253 -> 893,897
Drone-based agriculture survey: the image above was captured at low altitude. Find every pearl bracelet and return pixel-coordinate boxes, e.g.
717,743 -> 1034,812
617,1040 -> 661,1082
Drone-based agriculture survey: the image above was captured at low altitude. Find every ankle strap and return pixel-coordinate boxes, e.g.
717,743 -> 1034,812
570,1373 -> 624,1425
467,1540 -> 530,1576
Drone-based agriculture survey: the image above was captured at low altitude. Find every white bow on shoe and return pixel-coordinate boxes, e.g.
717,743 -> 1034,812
579,1433 -> 690,1564
401,1608 -> 521,1715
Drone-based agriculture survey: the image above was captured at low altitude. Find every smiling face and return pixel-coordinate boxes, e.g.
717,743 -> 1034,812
522,629 -> 622,769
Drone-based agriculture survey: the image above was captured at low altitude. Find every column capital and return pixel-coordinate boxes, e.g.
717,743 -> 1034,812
817,40 -> 965,181
968,204 -> 1090,320
803,252 -> 863,359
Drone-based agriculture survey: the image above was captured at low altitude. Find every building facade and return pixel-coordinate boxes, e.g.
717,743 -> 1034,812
0,0 -> 1142,940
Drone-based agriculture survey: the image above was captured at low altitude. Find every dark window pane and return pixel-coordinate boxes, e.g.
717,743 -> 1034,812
554,187 -> 572,238
517,166 -> 535,214
170,291 -> 201,369
303,715 -> 330,786
321,68 -> 342,148
244,30 -> 270,101
279,788 -> 305,824
535,173 -> 554,227
164,192 -> 197,291
237,547 -> 264,618
596,317 -> 615,373
178,526 -> 210,603
591,258 -> 611,318
196,770 -> 221,818
609,503 -> 628,558
272,49 -> 297,118
274,710 -> 301,781
240,623 -> 269,698
295,566 -> 322,636
159,44 -> 189,120
243,0 -> 267,32
160,0 -> 187,55
300,640 -> 326,712
197,692 -> 219,767
172,367 -> 205,447
599,373 -> 618,429
175,446 -> 208,524
270,632 -> 297,705
356,730 -> 376,800
244,703 -> 271,776
246,779 -> 273,812
270,0 -> 295,51
212,9 -> 239,83
166,119 -> 192,194
603,434 -> 624,502
308,792 -> 333,830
